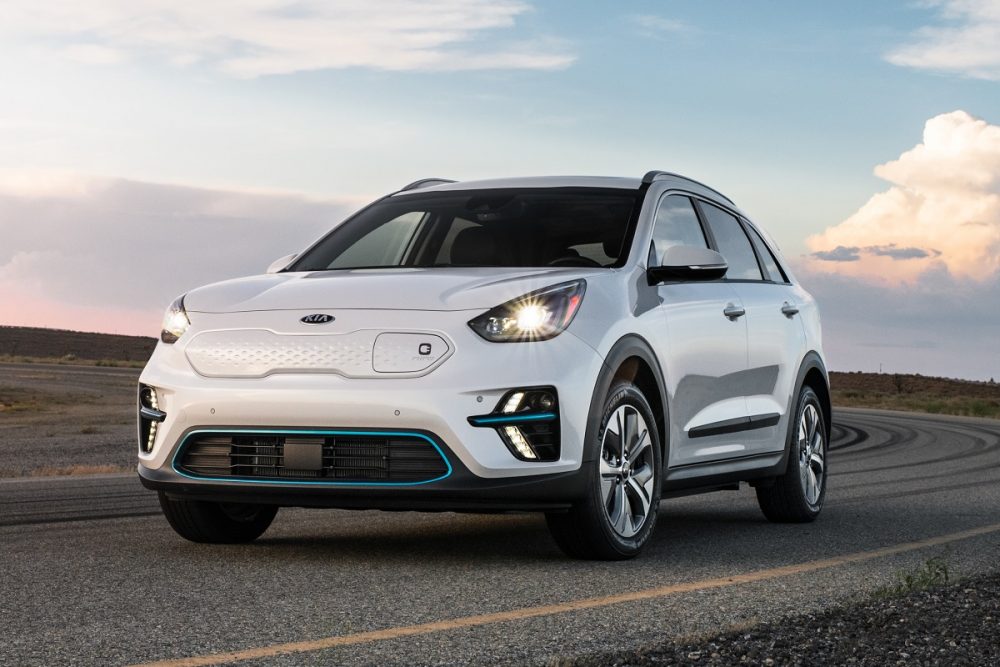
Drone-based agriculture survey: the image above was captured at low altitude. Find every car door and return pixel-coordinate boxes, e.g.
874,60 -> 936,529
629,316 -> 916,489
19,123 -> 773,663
648,194 -> 751,467
696,202 -> 806,456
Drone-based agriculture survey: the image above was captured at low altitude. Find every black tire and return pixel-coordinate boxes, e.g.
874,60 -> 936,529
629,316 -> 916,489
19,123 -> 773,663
756,385 -> 828,523
546,381 -> 662,560
158,492 -> 278,543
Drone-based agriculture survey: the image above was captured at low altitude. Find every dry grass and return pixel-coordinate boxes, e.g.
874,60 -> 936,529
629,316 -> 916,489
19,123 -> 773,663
0,389 -> 47,413
0,385 -> 92,413
831,371 -> 1000,419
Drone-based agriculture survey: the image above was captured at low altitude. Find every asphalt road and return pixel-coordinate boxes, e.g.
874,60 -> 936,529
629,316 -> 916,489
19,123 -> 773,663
2,408 -> 999,666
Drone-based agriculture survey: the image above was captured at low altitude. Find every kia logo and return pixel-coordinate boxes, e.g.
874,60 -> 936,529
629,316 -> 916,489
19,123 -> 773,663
300,313 -> 335,325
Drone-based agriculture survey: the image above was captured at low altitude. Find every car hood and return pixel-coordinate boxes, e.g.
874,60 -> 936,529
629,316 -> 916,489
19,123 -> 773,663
183,267 -> 609,313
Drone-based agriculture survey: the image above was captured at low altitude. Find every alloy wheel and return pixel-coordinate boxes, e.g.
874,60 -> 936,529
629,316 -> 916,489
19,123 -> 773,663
798,404 -> 825,506
600,405 -> 656,538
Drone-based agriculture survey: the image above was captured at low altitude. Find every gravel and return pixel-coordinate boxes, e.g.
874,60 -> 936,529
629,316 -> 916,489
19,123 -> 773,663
562,571 -> 1000,666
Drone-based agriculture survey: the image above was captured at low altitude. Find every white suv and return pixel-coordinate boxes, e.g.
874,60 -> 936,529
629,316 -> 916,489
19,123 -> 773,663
138,171 -> 830,559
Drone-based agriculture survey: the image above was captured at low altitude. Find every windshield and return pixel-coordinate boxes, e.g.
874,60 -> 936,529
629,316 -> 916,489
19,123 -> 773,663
290,188 -> 638,271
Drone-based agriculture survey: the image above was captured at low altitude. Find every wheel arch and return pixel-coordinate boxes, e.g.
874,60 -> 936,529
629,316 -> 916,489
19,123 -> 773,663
794,351 -> 831,440
584,334 -> 669,464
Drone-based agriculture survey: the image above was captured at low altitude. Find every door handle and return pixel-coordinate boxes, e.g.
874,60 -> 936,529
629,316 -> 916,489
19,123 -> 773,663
723,304 -> 746,320
781,302 -> 799,317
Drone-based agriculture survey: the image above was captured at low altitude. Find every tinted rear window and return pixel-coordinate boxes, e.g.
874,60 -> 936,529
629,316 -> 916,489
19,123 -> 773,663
745,223 -> 789,283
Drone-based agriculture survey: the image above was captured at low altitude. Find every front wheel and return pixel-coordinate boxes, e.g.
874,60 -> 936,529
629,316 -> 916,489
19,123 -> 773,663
547,382 -> 662,560
756,385 -> 828,522
158,492 -> 278,543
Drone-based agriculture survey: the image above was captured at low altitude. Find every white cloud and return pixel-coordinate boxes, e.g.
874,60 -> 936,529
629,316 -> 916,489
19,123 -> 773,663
806,110 -> 1000,283
58,43 -> 124,65
886,0 -> 1000,80
0,171 -> 354,335
628,14 -> 695,38
796,109 -> 1000,379
0,0 -> 573,77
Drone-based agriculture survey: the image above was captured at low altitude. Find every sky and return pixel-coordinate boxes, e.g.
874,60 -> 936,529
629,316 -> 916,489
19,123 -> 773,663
1,0 -> 999,379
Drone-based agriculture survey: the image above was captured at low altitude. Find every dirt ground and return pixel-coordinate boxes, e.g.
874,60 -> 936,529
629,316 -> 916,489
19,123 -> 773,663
0,363 -> 138,477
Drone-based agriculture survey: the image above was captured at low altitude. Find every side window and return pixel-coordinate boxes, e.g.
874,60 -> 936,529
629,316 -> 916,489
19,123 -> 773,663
650,195 -> 708,263
699,202 -> 763,281
745,222 -> 789,283
327,212 -> 424,269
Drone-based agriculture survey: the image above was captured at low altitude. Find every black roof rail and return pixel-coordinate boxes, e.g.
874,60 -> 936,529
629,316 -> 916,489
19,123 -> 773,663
399,178 -> 456,192
641,170 -> 734,205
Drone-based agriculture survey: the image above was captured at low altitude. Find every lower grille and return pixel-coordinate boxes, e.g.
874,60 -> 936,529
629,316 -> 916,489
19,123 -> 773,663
176,431 -> 449,484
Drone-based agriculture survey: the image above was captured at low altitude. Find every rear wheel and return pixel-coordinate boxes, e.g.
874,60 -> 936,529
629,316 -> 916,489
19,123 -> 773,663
756,385 -> 827,522
546,382 -> 662,560
158,492 -> 278,543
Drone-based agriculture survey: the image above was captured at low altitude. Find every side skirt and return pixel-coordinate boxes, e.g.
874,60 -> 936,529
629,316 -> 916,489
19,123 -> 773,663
663,451 -> 785,494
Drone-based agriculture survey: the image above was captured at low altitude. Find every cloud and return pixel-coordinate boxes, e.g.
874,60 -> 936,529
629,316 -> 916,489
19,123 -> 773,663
0,172 -> 354,335
805,110 -> 1000,284
811,244 -> 941,262
0,0 -> 574,77
867,244 -> 941,260
886,0 -> 1000,80
798,264 -> 1000,378
628,14 -> 695,38
58,43 -> 124,65
799,109 -> 1000,379
795,263 -> 1000,379
812,246 -> 861,262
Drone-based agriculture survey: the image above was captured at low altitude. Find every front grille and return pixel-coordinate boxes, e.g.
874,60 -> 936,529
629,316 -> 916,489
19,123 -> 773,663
176,432 -> 449,484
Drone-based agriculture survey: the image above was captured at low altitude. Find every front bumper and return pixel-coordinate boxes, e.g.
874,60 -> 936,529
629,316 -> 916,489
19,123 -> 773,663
138,308 -> 605,504
139,454 -> 587,511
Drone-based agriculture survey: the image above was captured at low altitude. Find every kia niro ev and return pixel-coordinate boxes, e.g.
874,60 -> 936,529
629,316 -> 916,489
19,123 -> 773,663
138,171 -> 830,559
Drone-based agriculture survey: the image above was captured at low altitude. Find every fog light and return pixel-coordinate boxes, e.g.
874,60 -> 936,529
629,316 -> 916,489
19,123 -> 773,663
503,426 -> 537,460
502,392 -> 524,414
534,392 -> 555,411
468,387 -> 560,462
146,423 -> 157,452
142,386 -> 158,410
138,384 -> 166,454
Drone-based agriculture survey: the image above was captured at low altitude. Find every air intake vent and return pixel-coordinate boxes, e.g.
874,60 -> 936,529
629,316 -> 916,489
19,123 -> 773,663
176,431 -> 449,484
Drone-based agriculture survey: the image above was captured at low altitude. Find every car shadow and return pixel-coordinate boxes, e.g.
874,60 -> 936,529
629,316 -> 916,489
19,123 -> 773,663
241,500 -> 804,566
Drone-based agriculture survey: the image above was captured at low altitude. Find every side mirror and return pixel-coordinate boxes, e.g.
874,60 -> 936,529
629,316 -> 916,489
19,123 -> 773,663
266,253 -> 298,274
647,245 -> 728,284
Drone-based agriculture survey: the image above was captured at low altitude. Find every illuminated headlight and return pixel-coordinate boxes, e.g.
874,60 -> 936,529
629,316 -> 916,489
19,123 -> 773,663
468,280 -> 586,343
160,295 -> 190,344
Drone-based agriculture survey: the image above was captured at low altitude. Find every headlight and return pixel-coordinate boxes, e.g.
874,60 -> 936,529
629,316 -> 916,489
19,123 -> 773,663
468,280 -> 586,343
160,295 -> 190,344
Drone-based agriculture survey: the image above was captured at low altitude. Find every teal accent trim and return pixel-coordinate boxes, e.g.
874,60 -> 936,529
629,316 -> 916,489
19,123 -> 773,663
171,428 -> 452,487
468,412 -> 556,426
